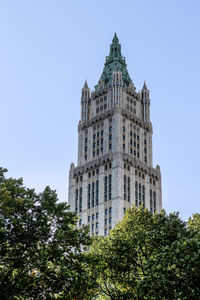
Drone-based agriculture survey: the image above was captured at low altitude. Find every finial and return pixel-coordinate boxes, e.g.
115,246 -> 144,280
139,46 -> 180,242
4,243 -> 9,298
83,80 -> 89,89
112,32 -> 119,43
143,80 -> 148,90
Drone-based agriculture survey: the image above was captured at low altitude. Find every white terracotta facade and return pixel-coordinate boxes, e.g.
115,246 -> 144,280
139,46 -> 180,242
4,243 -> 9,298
68,35 -> 162,236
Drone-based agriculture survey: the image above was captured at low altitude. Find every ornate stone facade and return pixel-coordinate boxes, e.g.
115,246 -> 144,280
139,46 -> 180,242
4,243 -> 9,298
68,34 -> 162,236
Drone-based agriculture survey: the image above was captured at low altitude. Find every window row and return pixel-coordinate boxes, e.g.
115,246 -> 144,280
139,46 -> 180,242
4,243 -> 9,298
135,182 -> 145,208
88,168 -> 99,177
96,105 -> 107,114
135,169 -> 145,179
150,190 -> 156,213
91,222 -> 98,231
127,104 -> 136,114
88,181 -> 99,209
75,187 -> 82,213
96,96 -> 107,105
130,140 -> 140,147
76,175 -> 83,183
93,131 -> 104,139
124,175 -> 130,202
127,96 -> 136,106
104,175 -> 112,202
130,149 -> 140,158
88,212 -> 99,223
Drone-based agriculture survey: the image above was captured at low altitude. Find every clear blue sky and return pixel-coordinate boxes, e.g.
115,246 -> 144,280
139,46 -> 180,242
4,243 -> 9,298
0,1 -> 200,220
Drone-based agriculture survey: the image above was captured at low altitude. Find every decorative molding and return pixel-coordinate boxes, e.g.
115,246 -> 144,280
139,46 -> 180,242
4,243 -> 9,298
121,109 -> 152,132
78,109 -> 114,131
78,107 -> 152,132
73,153 -> 113,176
72,151 -> 160,180
122,153 -> 161,179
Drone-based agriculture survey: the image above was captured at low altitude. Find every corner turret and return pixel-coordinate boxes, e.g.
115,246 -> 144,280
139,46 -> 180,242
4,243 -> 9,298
141,81 -> 150,123
81,80 -> 90,122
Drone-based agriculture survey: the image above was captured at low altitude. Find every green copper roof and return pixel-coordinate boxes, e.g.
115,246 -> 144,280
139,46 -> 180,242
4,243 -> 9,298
95,33 -> 132,90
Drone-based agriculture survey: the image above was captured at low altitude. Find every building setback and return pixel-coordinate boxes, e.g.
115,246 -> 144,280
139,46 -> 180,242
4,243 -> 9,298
68,34 -> 162,236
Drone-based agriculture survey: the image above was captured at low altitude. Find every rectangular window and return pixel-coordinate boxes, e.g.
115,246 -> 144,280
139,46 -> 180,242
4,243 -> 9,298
92,182 -> 95,207
135,182 -> 138,207
109,174 -> 112,200
153,191 -> 156,213
96,180 -> 99,206
150,189 -> 153,213
139,183 -> 141,206
104,176 -> 107,202
88,184 -> 91,209
128,177 -> 130,202
75,189 -> 78,213
79,187 -> 82,213
142,185 -> 145,208
124,175 -> 126,201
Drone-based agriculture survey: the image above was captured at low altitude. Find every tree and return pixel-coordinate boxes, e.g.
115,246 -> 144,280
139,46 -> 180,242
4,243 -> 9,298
89,207 -> 200,299
0,167 -> 92,299
188,213 -> 200,232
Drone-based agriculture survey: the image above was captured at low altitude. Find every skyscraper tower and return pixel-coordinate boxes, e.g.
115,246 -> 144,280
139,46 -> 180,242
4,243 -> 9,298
68,34 -> 162,235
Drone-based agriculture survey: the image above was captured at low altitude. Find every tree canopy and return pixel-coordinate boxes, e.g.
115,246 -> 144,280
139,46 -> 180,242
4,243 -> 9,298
89,207 -> 200,299
1,167 -> 200,300
0,167 -> 92,299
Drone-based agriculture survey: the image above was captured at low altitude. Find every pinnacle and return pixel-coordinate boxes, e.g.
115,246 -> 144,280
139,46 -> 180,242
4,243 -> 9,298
112,32 -> 119,44
83,80 -> 89,89
142,80 -> 148,90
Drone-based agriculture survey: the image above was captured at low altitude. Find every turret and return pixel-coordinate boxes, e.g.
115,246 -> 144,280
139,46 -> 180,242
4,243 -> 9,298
141,81 -> 150,123
81,80 -> 90,122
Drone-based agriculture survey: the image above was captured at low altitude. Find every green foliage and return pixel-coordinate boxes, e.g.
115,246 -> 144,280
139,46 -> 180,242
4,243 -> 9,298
0,167 -> 92,299
188,213 -> 200,232
89,207 -> 200,300
1,167 -> 200,300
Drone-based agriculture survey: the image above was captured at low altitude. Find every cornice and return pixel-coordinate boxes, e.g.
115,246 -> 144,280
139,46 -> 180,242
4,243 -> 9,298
72,152 -> 161,180
73,153 -> 113,176
78,109 -> 114,131
78,107 -> 152,132
122,153 -> 161,180
121,109 -> 152,132
91,87 -> 109,99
